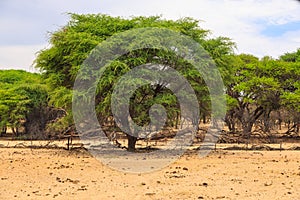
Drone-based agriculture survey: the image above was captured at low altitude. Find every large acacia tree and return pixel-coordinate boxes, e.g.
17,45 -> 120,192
35,14 -> 234,150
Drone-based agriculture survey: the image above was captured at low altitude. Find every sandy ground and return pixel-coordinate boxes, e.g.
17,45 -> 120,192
0,146 -> 300,200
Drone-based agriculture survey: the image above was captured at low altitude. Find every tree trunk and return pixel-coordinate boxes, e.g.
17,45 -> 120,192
202,113 -> 206,124
12,127 -> 19,137
0,126 -> 6,135
277,110 -> 282,130
225,112 -> 236,133
295,122 -> 300,134
262,111 -> 271,133
127,134 -> 137,152
175,112 -> 179,129
227,120 -> 236,133
242,122 -> 253,144
24,106 -> 66,139
237,105 -> 264,140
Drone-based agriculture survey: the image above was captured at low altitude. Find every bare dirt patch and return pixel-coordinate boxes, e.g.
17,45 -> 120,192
0,147 -> 300,199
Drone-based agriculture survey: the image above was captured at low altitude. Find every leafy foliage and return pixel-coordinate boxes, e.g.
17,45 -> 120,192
35,14 -> 235,150
225,54 -> 300,134
0,70 -> 48,135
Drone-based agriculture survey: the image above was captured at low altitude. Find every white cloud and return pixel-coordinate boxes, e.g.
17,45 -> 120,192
1,0 -> 300,71
100,0 -> 300,57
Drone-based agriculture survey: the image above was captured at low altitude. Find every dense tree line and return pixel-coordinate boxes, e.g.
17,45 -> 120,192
0,14 -> 299,150
0,70 -> 65,139
225,54 -> 300,138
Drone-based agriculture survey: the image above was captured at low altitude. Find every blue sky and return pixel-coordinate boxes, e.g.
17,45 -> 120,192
0,0 -> 300,71
260,20 -> 300,37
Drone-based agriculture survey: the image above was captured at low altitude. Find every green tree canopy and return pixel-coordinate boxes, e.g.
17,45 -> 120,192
279,48 -> 300,62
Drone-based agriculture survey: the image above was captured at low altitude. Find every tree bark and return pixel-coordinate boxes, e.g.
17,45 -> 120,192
202,113 -> 207,124
225,112 -> 236,133
12,127 -> 19,137
0,126 -> 6,135
239,105 -> 264,139
262,110 -> 271,133
242,122 -> 253,138
127,134 -> 137,152
175,112 -> 179,129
